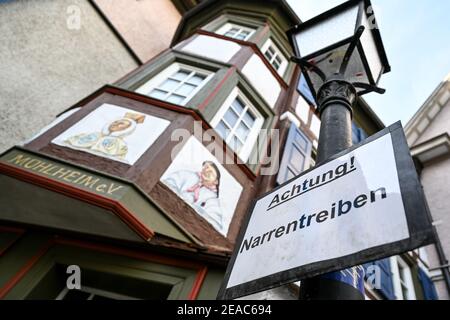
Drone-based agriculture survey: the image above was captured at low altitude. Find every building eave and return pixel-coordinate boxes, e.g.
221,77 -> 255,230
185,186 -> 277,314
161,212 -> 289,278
170,0 -> 301,47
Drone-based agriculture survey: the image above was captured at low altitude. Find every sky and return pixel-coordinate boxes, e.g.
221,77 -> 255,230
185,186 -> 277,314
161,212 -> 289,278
286,0 -> 450,126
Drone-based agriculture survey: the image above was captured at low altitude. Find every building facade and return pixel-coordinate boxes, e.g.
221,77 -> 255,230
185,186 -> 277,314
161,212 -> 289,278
405,73 -> 450,300
0,0 -> 443,300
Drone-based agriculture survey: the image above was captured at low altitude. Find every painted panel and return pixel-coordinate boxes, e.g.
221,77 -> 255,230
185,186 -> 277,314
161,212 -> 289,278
180,35 -> 241,63
161,137 -> 243,236
242,55 -> 281,109
52,104 -> 170,165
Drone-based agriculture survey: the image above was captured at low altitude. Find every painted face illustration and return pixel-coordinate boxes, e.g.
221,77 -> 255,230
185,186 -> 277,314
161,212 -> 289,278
108,119 -> 132,133
201,162 -> 219,187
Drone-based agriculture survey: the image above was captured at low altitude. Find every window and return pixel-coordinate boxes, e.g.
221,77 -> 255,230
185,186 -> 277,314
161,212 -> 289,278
136,63 -> 213,106
352,122 -> 368,144
277,123 -> 312,184
261,39 -> 288,76
211,89 -> 264,162
297,73 -> 316,106
56,286 -> 137,300
391,256 -> 416,300
216,23 -> 255,41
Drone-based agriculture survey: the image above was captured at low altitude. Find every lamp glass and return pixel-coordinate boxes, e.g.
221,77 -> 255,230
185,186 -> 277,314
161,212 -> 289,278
360,9 -> 383,83
293,5 -> 359,58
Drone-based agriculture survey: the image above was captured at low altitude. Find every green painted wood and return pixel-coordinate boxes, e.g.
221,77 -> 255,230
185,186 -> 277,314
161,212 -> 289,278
0,232 -> 52,292
120,189 -> 192,243
197,267 -> 225,300
4,242 -> 204,300
0,231 -> 21,255
173,1 -> 299,47
0,147 -> 194,244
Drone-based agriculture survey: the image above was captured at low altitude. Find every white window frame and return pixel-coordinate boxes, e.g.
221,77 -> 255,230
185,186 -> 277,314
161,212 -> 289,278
135,63 -> 214,106
56,286 -> 138,300
211,88 -> 264,162
261,38 -> 288,76
216,23 -> 256,41
390,256 -> 416,300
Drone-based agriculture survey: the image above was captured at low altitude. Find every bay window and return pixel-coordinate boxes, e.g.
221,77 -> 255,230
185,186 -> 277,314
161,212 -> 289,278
136,63 -> 213,106
212,89 -> 264,162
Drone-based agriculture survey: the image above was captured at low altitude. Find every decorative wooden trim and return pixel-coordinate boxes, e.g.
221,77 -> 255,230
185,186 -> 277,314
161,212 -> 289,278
48,85 -> 257,180
188,266 -> 208,300
56,238 -> 209,300
101,86 -> 257,180
195,29 -> 289,89
0,240 -> 54,299
0,226 -> 26,257
198,67 -> 236,111
0,226 -> 25,234
54,237 -> 205,270
0,237 -> 210,299
0,162 -> 155,242
113,48 -> 172,86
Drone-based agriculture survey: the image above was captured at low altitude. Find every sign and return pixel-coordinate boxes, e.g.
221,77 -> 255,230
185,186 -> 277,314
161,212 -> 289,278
0,149 -> 127,199
218,122 -> 434,300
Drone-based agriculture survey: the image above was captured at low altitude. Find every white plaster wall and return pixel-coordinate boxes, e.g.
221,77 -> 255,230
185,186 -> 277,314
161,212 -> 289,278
180,35 -> 241,63
94,0 -> 181,62
0,0 -> 138,152
421,157 -> 450,300
242,55 -> 281,109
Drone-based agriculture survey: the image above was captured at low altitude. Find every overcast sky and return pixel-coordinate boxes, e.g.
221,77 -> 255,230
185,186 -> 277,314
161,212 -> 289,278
286,0 -> 450,126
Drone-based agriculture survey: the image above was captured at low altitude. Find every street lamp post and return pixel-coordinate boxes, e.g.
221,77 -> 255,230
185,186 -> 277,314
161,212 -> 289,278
288,0 -> 391,300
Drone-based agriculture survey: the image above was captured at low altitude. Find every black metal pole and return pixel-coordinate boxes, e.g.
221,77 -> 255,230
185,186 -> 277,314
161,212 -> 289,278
299,77 -> 365,300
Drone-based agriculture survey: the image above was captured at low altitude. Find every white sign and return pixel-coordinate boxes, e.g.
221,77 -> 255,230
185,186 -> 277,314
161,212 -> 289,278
219,123 -> 433,299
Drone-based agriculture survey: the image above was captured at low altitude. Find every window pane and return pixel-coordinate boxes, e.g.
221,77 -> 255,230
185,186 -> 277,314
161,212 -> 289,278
224,108 -> 239,127
240,31 -> 250,39
231,98 -> 245,115
235,34 -> 246,40
159,79 -> 180,92
243,110 -> 256,127
275,56 -> 283,64
286,168 -> 296,180
63,290 -> 91,300
268,47 -> 276,55
273,60 -> 280,70
288,145 -> 305,171
293,132 -> 308,151
225,28 -> 239,37
265,51 -> 273,60
166,94 -> 185,105
175,83 -> 196,96
216,121 -> 229,139
230,135 -> 243,152
171,70 -> 191,81
149,89 -> 168,100
187,74 -> 206,86
236,122 -> 250,141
